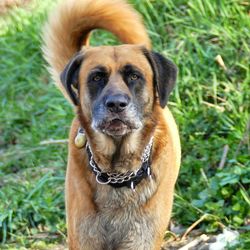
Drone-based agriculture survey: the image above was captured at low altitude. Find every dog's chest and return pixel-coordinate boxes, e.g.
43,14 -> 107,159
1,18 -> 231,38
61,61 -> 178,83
99,204 -> 154,249
79,184 -> 157,249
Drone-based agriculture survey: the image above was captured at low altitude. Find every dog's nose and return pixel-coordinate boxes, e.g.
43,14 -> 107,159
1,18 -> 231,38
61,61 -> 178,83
105,94 -> 130,112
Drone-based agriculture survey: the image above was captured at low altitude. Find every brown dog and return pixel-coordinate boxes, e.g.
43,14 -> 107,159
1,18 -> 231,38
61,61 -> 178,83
43,0 -> 181,249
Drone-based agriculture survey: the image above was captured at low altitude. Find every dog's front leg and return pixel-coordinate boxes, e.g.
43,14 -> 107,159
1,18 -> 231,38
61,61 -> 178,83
65,150 -> 105,250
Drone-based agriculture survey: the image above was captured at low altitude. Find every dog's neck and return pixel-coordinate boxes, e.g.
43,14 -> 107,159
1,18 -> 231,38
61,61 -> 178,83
77,106 -> 156,172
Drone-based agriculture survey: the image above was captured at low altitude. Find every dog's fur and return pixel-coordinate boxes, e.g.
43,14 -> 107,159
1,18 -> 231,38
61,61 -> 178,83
43,0 -> 181,249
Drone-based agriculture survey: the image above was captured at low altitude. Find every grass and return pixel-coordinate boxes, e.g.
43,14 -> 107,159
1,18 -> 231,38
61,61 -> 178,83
0,0 -> 249,249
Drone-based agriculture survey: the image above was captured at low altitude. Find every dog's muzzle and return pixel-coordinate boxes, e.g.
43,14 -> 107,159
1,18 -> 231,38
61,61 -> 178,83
92,94 -> 142,137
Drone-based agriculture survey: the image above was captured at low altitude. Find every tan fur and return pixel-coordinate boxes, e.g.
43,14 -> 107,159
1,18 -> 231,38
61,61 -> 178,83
43,0 -> 181,249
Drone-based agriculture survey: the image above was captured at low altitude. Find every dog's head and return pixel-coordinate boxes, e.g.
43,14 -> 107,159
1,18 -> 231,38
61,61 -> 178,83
60,45 -> 177,138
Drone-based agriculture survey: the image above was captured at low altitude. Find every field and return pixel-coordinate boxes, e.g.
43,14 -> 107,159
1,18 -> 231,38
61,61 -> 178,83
0,0 -> 249,249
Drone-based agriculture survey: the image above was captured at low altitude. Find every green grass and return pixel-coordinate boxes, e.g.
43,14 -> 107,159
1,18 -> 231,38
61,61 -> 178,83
0,0 -> 249,249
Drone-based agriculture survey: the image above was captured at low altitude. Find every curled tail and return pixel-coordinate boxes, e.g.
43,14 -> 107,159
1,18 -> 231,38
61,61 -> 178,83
42,0 -> 150,97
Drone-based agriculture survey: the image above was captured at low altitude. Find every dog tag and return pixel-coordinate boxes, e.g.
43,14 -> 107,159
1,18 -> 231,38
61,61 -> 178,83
75,130 -> 86,148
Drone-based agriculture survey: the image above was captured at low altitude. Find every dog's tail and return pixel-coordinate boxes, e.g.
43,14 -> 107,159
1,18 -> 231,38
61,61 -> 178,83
42,0 -> 150,95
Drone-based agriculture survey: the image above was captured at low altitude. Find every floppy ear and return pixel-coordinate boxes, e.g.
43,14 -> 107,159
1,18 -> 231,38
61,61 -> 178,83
60,52 -> 83,105
143,49 -> 177,108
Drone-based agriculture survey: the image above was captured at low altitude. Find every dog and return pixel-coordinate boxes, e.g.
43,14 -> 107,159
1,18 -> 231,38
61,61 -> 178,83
43,0 -> 181,249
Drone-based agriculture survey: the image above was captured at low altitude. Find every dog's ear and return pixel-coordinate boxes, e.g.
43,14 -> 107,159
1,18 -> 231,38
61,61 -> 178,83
60,52 -> 84,105
143,49 -> 177,108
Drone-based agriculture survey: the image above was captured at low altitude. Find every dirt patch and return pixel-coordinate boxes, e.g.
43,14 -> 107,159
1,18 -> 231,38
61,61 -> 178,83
162,228 -> 239,250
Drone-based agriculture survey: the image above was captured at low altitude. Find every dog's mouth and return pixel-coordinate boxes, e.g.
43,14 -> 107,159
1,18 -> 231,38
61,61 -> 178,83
101,119 -> 130,137
97,118 -> 140,137
108,118 -> 125,129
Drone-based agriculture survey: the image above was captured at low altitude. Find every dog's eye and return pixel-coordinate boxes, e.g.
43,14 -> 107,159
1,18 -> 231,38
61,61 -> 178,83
129,73 -> 139,81
93,75 -> 102,82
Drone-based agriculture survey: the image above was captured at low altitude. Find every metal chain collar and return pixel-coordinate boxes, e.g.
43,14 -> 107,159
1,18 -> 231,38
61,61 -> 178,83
86,136 -> 153,190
